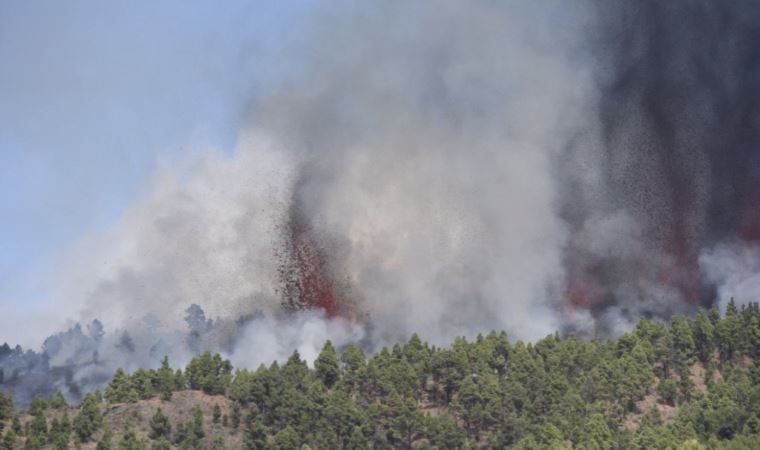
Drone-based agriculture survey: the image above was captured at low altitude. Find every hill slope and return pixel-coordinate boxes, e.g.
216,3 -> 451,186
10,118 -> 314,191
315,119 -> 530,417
2,301 -> 760,449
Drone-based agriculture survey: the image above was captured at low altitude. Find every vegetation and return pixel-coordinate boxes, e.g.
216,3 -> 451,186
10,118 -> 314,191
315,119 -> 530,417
0,393 -> 12,423
1,301 -> 759,448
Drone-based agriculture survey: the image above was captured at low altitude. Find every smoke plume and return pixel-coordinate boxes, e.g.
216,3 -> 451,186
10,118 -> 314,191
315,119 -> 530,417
3,0 -> 759,405
561,0 -> 760,333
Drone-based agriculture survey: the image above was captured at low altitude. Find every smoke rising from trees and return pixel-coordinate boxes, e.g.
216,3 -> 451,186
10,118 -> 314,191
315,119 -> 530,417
3,1 -> 759,405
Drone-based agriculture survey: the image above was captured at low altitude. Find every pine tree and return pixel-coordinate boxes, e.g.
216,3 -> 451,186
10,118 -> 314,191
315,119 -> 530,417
426,413 -> 466,450
210,434 -> 228,450
172,422 -> 187,446
1,429 -> 16,450
185,352 -> 233,395
341,345 -> 366,373
149,408 -> 171,440
150,437 -> 170,450
658,379 -> 678,406
677,439 -> 704,450
49,392 -> 68,409
73,393 -> 103,442
28,396 -> 46,417
29,411 -> 47,439
322,390 -> 363,443
11,416 -> 21,435
271,426 -> 300,450
174,369 -> 186,390
243,418 -> 267,450
315,341 -> 340,388
96,424 -> 112,450
693,310 -> 715,364
132,369 -> 155,400
231,402 -> 241,430
213,404 -> 222,424
340,345 -> 367,392
157,356 -> 175,401
0,394 -> 12,422
344,426 -> 367,450
430,344 -> 468,404
390,395 -> 423,450
282,351 -> 310,389
191,406 -> 205,440
670,315 -> 696,367
580,413 -> 614,450
49,415 -> 71,448
715,299 -> 742,365
23,434 -> 43,450
119,430 -> 146,450
747,315 -> 760,362
106,368 -> 135,404
52,433 -> 69,450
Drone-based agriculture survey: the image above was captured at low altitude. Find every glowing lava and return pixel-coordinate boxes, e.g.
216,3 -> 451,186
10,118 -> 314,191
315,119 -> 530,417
279,201 -> 357,321
289,224 -> 343,318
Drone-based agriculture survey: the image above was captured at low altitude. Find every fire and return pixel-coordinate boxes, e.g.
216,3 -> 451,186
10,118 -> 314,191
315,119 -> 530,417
290,228 -> 343,318
280,205 -> 357,321
739,190 -> 760,242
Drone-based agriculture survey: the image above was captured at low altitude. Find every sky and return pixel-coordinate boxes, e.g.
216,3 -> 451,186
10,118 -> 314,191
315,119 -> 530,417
0,1 -> 314,346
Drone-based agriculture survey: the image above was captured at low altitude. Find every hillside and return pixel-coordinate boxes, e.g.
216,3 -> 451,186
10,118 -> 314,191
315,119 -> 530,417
1,301 -> 760,449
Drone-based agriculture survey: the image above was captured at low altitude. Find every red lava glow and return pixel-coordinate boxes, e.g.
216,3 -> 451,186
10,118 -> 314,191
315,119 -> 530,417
662,233 -> 701,305
285,212 -> 359,321
663,186 -> 702,305
561,162 -> 760,311
656,259 -> 701,305
563,206 -> 704,311
565,269 -> 596,310
739,191 -> 760,242
291,229 -> 343,318
567,285 -> 591,309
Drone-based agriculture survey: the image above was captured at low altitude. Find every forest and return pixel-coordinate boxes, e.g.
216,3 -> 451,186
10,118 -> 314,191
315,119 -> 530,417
1,300 -> 760,449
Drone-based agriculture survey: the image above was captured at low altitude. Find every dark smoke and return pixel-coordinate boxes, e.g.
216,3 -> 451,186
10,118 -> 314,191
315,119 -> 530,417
561,1 -> 760,332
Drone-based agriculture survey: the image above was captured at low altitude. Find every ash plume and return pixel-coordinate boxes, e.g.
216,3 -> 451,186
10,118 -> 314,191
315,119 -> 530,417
3,0 -> 760,405
561,0 -> 760,333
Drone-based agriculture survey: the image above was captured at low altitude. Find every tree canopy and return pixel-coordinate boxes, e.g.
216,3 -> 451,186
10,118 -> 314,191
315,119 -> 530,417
2,302 -> 760,448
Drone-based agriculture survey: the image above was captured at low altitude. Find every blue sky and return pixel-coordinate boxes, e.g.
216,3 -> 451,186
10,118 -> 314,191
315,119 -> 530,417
0,1 -> 313,341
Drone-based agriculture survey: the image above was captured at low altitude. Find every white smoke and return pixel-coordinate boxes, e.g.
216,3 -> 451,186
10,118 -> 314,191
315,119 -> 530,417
42,0 -> 599,363
59,132 -> 295,330
700,243 -> 760,312
230,311 -> 365,369
0,4 -> 633,406
248,0 -> 600,346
